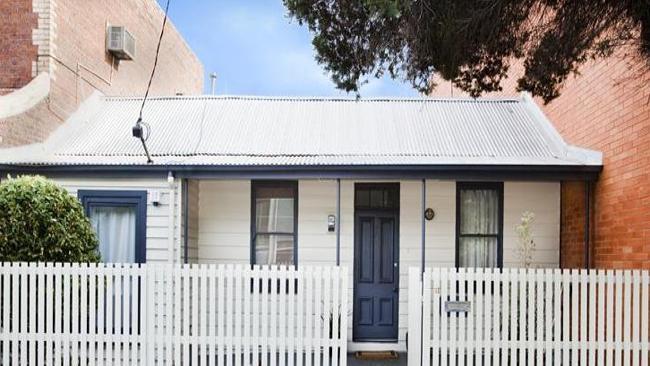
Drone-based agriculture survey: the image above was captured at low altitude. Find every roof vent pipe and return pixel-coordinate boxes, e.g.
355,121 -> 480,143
210,73 -> 218,95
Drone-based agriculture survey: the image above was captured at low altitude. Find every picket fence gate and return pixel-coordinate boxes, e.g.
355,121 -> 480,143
408,267 -> 650,366
0,262 -> 348,366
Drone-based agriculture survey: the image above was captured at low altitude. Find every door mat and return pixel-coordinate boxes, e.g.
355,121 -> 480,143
354,351 -> 399,360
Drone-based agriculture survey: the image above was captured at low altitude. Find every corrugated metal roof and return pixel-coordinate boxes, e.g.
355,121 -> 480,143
0,93 -> 602,167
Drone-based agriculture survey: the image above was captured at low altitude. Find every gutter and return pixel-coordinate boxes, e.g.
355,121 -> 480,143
0,163 -> 603,181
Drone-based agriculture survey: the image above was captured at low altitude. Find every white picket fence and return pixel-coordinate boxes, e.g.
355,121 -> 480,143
408,267 -> 650,366
0,262 -> 348,366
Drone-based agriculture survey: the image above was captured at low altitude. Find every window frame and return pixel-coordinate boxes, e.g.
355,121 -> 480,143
250,181 -> 299,267
78,190 -> 147,264
354,182 -> 400,211
455,182 -> 504,268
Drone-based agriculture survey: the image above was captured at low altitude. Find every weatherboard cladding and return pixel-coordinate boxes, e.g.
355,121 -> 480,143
0,95 -> 601,167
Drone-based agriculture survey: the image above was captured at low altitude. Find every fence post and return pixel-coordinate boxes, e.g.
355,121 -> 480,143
340,266 -> 349,366
408,267 -> 423,366
143,264 -> 154,366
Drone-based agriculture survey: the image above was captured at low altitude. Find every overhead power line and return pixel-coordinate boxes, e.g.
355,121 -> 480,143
132,0 -> 171,164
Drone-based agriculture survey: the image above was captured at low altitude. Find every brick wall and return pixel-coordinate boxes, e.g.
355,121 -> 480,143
0,0 -> 204,146
552,53 -> 650,270
0,0 -> 38,93
431,49 -> 650,269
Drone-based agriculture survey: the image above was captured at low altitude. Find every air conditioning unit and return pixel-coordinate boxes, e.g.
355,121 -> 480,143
106,25 -> 136,60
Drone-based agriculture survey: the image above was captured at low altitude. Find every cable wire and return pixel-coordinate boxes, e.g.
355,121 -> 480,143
135,0 -> 171,164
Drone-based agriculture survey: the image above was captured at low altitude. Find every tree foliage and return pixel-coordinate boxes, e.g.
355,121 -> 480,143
0,176 -> 100,262
284,0 -> 650,102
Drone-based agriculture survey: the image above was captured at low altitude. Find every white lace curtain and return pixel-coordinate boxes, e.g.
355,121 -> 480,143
90,206 -> 136,263
458,189 -> 499,268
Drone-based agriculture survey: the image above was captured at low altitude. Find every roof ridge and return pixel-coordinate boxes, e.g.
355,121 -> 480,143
101,94 -> 522,103
54,152 -> 488,158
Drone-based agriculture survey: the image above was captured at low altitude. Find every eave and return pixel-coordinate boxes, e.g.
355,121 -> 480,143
0,163 -> 602,181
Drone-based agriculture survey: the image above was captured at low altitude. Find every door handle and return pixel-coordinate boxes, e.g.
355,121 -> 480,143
393,287 -> 398,293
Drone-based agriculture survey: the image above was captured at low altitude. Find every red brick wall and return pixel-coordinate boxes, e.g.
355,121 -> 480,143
546,51 -> 650,269
0,0 -> 204,146
431,49 -> 650,269
0,0 -> 37,93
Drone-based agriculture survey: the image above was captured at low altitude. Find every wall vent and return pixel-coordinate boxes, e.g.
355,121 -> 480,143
106,26 -> 136,60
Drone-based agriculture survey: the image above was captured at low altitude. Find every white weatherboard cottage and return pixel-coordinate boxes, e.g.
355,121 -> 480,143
0,93 -> 602,351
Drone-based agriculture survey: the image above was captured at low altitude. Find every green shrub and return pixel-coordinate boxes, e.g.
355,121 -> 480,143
0,176 -> 100,262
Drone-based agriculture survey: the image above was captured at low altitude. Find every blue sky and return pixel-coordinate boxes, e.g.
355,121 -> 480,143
164,1 -> 419,97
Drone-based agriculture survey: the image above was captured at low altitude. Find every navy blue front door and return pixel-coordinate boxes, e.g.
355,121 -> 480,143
353,209 -> 399,341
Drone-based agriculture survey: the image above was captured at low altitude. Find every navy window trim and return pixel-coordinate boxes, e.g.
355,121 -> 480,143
455,182 -> 504,268
78,190 -> 147,264
250,180 -> 299,267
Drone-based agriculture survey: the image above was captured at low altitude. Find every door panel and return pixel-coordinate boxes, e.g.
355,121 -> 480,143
353,210 -> 399,341
378,298 -> 394,326
379,218 -> 395,283
359,217 -> 375,283
358,298 -> 374,325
